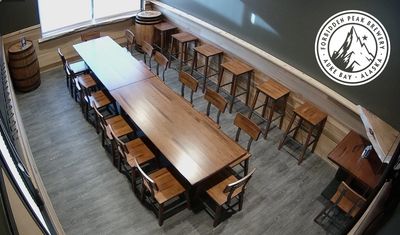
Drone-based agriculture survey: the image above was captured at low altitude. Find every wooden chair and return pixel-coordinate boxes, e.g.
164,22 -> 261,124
81,31 -> 100,42
65,61 -> 96,103
204,88 -> 228,128
78,77 -> 112,122
57,48 -> 89,93
142,41 -> 154,69
125,29 -> 135,55
229,113 -> 261,176
135,158 -> 190,226
92,104 -> 134,166
154,51 -> 169,82
111,127 -> 156,194
206,168 -> 256,227
179,71 -> 198,104
314,181 -> 366,231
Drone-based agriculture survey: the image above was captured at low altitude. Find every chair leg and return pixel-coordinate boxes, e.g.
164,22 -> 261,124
190,51 -> 197,75
131,167 -> 137,194
184,191 -> 191,210
248,89 -> 260,119
229,75 -> 238,113
245,72 -> 251,106
298,126 -> 315,165
158,203 -> 165,226
214,205 -> 222,227
238,194 -> 244,211
243,159 -> 249,177
203,57 -> 209,93
278,113 -> 296,150
264,98 -> 274,140
216,68 -> 225,92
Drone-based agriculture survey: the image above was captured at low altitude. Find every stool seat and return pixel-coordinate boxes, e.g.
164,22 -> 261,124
221,60 -> 253,76
76,74 -> 96,89
257,80 -> 290,100
194,44 -> 223,57
154,22 -> 177,32
171,32 -> 198,43
294,102 -> 327,126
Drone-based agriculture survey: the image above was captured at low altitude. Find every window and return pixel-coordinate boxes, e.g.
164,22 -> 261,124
38,0 -> 141,38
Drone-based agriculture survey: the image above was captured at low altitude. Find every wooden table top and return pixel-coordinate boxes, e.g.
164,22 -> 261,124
74,36 -> 154,91
328,130 -> 383,189
111,77 -> 248,185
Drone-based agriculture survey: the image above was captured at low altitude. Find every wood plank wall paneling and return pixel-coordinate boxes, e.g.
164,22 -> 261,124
1,19 -> 134,72
150,2 -> 368,165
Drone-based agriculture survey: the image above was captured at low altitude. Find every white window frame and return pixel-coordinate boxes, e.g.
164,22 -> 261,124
38,0 -> 142,41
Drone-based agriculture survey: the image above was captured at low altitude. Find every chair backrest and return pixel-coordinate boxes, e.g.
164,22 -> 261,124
154,51 -> 169,81
81,31 -> 100,42
204,88 -> 227,124
110,127 -> 129,160
142,41 -> 154,57
134,158 -> 158,197
331,181 -> 367,218
234,113 -> 261,151
92,101 -> 112,139
65,61 -> 75,78
57,48 -> 71,77
125,29 -> 135,51
223,168 -> 256,204
179,71 -> 198,103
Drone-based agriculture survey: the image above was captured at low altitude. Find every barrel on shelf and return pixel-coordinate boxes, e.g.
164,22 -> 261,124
135,10 -> 162,52
7,40 -> 41,92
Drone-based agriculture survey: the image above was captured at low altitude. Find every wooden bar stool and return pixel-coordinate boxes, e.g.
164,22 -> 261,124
278,102 -> 327,164
248,79 -> 290,140
169,32 -> 198,71
190,44 -> 223,93
216,60 -> 253,113
153,22 -> 177,55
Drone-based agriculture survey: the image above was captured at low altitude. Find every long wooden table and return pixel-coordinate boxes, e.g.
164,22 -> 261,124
74,37 -> 248,186
73,36 -> 154,90
111,77 -> 248,185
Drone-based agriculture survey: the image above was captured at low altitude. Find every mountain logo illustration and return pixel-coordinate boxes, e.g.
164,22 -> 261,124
331,26 -> 375,73
315,10 -> 390,86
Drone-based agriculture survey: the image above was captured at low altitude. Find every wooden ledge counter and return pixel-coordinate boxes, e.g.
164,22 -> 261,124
74,36 -> 154,91
111,77 -> 248,185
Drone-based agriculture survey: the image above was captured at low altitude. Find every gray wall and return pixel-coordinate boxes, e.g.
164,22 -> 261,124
160,0 -> 400,130
0,0 -> 39,35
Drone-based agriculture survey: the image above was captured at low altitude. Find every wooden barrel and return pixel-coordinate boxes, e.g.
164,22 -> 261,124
8,40 -> 41,92
135,10 -> 162,52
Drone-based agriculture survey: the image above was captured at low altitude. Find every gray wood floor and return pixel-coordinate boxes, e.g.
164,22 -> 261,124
16,52 -> 336,235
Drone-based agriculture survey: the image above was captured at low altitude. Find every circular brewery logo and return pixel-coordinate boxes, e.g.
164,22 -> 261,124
315,10 -> 390,86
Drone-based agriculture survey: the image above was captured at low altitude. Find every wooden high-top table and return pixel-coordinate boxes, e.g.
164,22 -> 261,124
111,77 -> 248,186
74,36 -> 154,91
